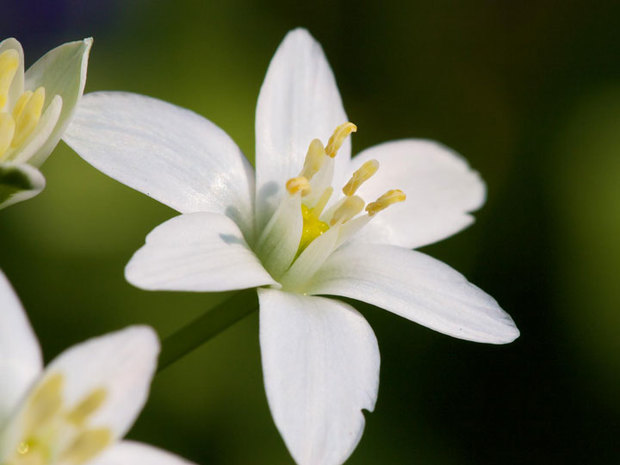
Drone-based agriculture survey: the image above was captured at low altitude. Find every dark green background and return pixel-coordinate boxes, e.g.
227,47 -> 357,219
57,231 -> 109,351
2,1 -> 619,463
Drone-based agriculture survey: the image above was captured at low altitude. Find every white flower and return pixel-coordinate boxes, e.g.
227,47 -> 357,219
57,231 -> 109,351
0,270 -> 196,465
0,37 -> 91,209
64,28 -> 519,465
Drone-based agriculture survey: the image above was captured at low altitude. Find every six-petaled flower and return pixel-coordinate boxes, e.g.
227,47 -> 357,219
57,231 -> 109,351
64,28 -> 519,465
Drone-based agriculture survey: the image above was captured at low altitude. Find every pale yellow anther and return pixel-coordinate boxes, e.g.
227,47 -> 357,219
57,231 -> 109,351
299,139 -> 326,180
12,86 -> 45,148
330,195 -> 365,226
343,159 -> 380,196
365,189 -> 406,216
0,49 -> 19,109
26,373 -> 64,431
0,112 -> 16,158
60,428 -> 112,465
66,388 -> 107,425
325,122 -> 357,158
286,176 -> 311,196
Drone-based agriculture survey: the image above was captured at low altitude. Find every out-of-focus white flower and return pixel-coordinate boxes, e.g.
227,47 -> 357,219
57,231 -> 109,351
0,270 -> 196,465
0,37 -> 91,209
64,28 -> 519,465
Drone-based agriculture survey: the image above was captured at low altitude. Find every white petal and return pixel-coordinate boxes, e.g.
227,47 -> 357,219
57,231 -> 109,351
33,326 -> 159,439
126,212 -> 276,292
64,92 -> 256,238
254,193 -> 302,280
255,28 -> 350,230
23,38 -> 92,167
307,244 -> 519,344
0,271 -> 42,426
0,162 -> 46,209
88,440 -> 197,465
259,289 -> 379,465
0,38 -> 24,110
350,139 -> 486,249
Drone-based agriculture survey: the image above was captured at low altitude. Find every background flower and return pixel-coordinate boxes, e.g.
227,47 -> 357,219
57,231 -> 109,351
0,270 -> 196,465
0,37 -> 91,209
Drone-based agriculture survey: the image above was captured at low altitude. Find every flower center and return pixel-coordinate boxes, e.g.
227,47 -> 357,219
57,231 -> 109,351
299,204 -> 329,253
285,122 -> 406,253
2,373 -> 112,465
0,49 -> 47,161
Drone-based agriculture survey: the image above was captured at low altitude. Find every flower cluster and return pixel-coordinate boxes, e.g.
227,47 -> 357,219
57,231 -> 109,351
2,29 -> 519,465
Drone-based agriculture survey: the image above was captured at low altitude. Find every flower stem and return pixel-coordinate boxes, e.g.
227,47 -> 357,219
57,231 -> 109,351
157,289 -> 258,372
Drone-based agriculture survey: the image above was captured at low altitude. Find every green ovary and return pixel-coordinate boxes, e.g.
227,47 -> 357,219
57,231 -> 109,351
298,204 -> 329,254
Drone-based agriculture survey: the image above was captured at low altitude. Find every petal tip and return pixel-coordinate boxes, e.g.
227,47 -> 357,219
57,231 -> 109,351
281,27 -> 319,50
117,325 -> 161,358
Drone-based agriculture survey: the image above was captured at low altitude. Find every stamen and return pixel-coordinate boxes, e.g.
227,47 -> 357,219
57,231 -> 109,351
0,49 -> 19,109
330,195 -> 365,226
66,388 -> 107,426
313,187 -> 333,217
366,189 -> 406,216
325,122 -> 357,158
12,86 -> 45,148
60,428 -> 112,465
26,373 -> 64,431
343,159 -> 379,196
299,139 -> 326,180
0,112 -> 16,158
12,90 -> 32,121
286,176 -> 311,196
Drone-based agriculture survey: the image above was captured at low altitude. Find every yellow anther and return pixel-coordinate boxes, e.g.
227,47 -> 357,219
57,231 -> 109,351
26,373 -> 64,431
343,159 -> 380,196
60,428 -> 112,465
66,388 -> 107,425
299,139 -> 326,180
0,49 -> 19,109
330,195 -> 365,226
365,189 -> 406,216
0,112 -> 16,158
12,86 -> 45,148
325,122 -> 357,158
286,176 -> 311,196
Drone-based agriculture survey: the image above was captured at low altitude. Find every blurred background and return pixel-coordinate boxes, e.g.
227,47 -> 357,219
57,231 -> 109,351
1,0 -> 619,463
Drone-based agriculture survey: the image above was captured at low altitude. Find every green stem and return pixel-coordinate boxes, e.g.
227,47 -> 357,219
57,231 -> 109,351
157,289 -> 258,372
